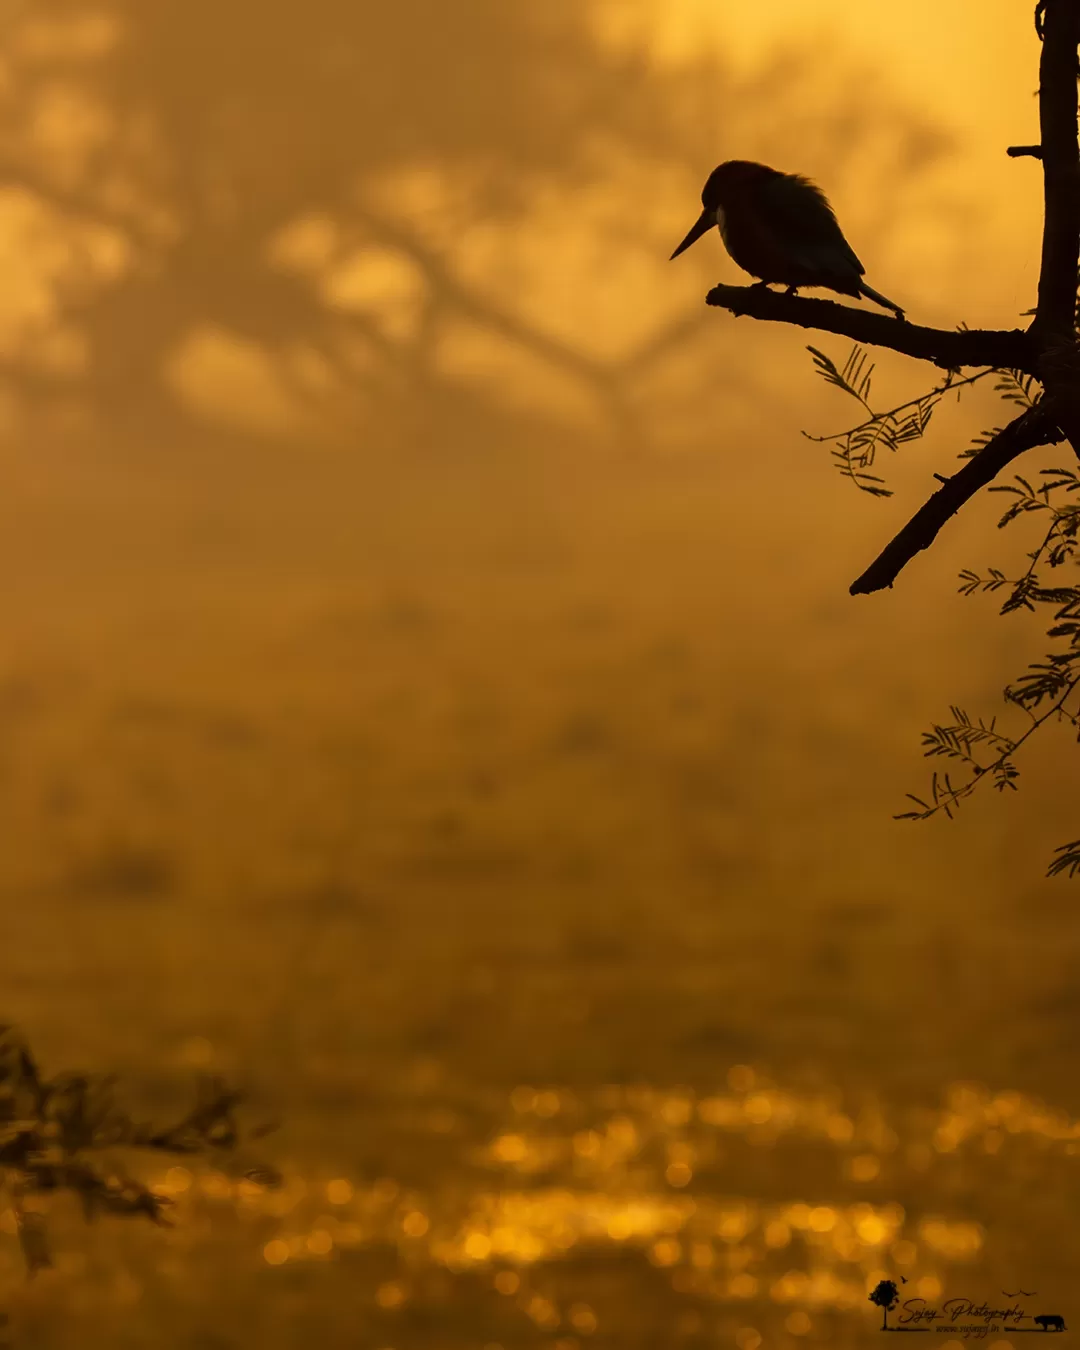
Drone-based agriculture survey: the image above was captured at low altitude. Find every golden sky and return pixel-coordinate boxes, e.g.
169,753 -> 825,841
599,0 -> 1043,326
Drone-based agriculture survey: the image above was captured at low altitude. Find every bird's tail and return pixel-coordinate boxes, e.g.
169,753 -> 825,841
858,280 -> 905,319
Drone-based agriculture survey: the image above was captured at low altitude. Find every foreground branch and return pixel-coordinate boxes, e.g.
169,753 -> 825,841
849,407 -> 1064,594
705,284 -> 1032,372
1033,0 -> 1080,338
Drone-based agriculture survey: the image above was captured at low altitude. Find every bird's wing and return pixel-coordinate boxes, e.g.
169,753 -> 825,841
755,174 -> 864,279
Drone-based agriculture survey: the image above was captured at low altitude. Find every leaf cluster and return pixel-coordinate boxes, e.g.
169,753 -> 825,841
0,1025 -> 282,1275
803,344 -> 1014,496
901,470 -> 1080,874
897,706 -> 1019,821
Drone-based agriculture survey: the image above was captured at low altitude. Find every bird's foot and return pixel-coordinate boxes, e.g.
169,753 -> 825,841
784,285 -> 800,297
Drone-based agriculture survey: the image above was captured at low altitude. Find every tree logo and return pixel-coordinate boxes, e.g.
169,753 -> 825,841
868,1279 -> 901,1331
867,1277 -> 1068,1333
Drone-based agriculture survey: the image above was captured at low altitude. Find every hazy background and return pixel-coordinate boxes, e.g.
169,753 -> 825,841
0,1 -> 1077,1346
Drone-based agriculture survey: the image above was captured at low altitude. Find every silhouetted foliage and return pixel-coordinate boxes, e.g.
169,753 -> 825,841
895,469 -> 1080,858
0,1024 -> 281,1275
702,1 -> 1080,878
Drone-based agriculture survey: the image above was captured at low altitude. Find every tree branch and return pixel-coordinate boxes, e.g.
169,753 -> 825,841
849,407 -> 1065,595
1007,144 -> 1044,159
705,284 -> 1033,372
1033,0 -> 1080,338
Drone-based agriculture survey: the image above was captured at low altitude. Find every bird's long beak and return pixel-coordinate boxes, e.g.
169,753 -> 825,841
669,209 -> 713,260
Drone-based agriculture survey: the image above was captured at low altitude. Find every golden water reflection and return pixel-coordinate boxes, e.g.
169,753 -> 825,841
13,1068 -> 1063,1346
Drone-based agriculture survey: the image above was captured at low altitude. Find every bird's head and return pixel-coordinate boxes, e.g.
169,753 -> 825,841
669,160 -> 774,260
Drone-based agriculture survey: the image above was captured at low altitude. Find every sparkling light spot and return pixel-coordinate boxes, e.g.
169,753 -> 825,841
163,1166 -> 192,1193
665,1161 -> 692,1187
918,1218 -> 983,1259
573,1130 -> 601,1157
661,1095 -> 693,1127
698,1095 -> 737,1126
534,1090 -> 561,1117
495,1271 -> 520,1295
728,1065 -> 756,1092
464,1231 -> 492,1261
745,1093 -> 772,1124
263,1239 -> 289,1265
493,1133 -> 528,1163
808,1206 -> 836,1232
717,1205 -> 752,1241
855,1212 -> 888,1245
569,1303 -> 598,1334
785,1310 -> 813,1336
648,1237 -> 681,1267
402,1210 -> 430,1238
849,1153 -> 880,1182
327,1179 -> 353,1205
525,1294 -> 559,1328
606,1116 -> 639,1151
735,1325 -> 762,1349
826,1114 -> 855,1143
772,1270 -> 809,1302
307,1229 -> 333,1255
375,1281 -> 406,1309
200,1172 -> 232,1199
764,1220 -> 791,1248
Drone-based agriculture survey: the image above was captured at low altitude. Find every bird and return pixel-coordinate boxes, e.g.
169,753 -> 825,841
670,160 -> 905,319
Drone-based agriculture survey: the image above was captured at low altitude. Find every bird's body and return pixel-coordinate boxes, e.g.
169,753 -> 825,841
671,160 -> 904,318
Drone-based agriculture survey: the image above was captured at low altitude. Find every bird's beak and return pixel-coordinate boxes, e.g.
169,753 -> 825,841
669,209 -> 713,260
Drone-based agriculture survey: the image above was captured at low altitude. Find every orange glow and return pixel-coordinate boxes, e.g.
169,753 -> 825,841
375,1282 -> 407,1310
402,1211 -> 430,1238
0,3 -> 1071,1346
326,1179 -> 353,1205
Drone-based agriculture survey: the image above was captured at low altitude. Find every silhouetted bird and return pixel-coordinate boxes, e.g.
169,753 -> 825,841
671,160 -> 905,318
